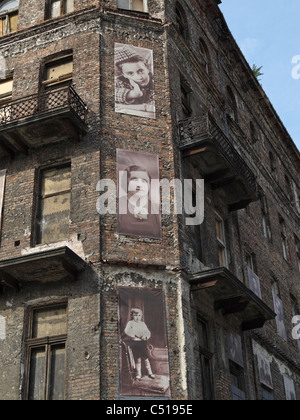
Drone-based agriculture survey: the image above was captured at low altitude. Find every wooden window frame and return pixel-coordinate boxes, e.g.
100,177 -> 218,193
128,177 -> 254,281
197,315 -> 215,400
0,76 -> 13,104
24,302 -> 68,401
46,0 -> 74,20
0,6 -> 18,36
33,162 -> 71,246
42,54 -> 73,88
117,0 -> 148,13
216,214 -> 228,268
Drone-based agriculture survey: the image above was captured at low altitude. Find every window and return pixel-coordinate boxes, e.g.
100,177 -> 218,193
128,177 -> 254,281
35,164 -> 71,245
197,317 -> 214,400
180,76 -> 192,118
0,0 -> 18,36
47,0 -> 74,19
260,193 -> 272,240
250,121 -> 259,145
216,215 -> 228,268
279,215 -> 289,262
230,361 -> 246,400
42,54 -> 73,88
262,387 -> 274,400
269,151 -> 277,179
175,2 -> 188,40
199,38 -> 210,74
25,304 -> 67,400
295,235 -> 300,272
284,175 -> 295,204
117,0 -> 148,12
226,86 -> 238,122
272,281 -> 287,341
0,77 -> 13,103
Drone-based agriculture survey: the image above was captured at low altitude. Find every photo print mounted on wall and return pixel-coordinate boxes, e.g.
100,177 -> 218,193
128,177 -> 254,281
114,43 -> 156,119
117,286 -> 171,397
117,149 -> 162,239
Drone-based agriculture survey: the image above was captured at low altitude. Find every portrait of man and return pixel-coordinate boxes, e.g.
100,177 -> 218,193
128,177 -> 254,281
115,43 -> 156,119
117,149 -> 162,239
118,287 -> 170,397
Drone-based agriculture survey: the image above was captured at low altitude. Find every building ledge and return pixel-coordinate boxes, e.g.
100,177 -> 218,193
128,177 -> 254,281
189,267 -> 276,331
0,246 -> 86,291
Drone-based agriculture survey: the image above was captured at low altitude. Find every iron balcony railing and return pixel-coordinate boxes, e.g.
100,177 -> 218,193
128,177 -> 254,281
178,112 -> 257,194
0,85 -> 87,127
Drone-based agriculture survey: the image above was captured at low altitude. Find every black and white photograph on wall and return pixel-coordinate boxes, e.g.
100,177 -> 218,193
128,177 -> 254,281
227,332 -> 244,368
284,375 -> 296,400
257,354 -> 273,390
272,290 -> 287,341
115,43 -> 156,119
117,149 -> 162,239
117,287 -> 171,397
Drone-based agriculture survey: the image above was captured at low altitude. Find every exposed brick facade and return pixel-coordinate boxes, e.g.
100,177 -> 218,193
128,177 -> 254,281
0,0 -> 299,400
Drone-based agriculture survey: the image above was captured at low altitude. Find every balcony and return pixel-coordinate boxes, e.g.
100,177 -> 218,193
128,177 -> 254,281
0,246 -> 86,292
179,112 -> 258,211
190,268 -> 276,331
0,85 -> 88,156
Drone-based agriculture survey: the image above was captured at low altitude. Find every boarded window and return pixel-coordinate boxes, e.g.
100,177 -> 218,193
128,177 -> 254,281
43,55 -> 73,87
49,0 -> 74,19
36,165 -> 71,245
0,10 -> 17,36
0,78 -> 13,101
26,304 -> 67,401
117,0 -> 148,12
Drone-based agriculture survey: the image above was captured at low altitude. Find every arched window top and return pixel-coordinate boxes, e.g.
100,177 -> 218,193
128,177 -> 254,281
0,0 -> 18,13
175,2 -> 188,40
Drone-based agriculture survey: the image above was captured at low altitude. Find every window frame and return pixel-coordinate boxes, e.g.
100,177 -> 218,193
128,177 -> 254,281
42,53 -> 73,88
116,0 -> 148,13
0,76 -> 13,104
199,38 -> 210,75
226,86 -> 238,122
0,1 -> 18,37
197,315 -> 215,400
175,2 -> 188,40
46,0 -> 74,20
230,360 -> 246,400
215,214 -> 228,268
24,302 -> 68,401
180,75 -> 192,118
33,162 -> 72,246
279,215 -> 289,262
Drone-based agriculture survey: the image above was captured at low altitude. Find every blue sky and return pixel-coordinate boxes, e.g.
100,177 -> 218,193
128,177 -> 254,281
219,0 -> 300,152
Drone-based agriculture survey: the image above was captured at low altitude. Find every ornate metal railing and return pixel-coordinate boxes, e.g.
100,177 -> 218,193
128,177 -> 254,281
0,85 -> 87,127
178,112 -> 257,194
